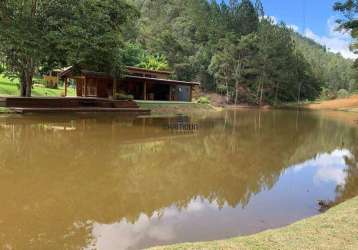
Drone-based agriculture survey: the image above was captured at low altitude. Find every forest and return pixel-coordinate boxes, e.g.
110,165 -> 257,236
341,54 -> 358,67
0,0 -> 357,104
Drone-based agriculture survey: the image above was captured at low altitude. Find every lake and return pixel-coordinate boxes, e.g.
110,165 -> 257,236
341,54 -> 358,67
0,110 -> 357,249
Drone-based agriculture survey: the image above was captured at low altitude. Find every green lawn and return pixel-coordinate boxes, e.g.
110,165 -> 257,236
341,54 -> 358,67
150,196 -> 358,250
137,101 -> 219,115
0,74 -> 75,97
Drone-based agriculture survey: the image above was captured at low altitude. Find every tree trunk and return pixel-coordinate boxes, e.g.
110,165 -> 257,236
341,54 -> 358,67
26,74 -> 32,97
259,84 -> 264,106
274,82 -> 279,106
226,80 -> 229,104
235,82 -> 238,106
19,71 -> 26,97
297,82 -> 302,105
24,70 -> 33,97
259,77 -> 264,106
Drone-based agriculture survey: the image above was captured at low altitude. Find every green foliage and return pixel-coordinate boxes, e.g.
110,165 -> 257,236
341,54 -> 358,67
319,87 -> 337,100
123,42 -> 169,70
0,74 -> 75,96
0,0 -> 355,103
334,0 -> 358,85
123,43 -> 146,67
255,0 -> 265,17
337,89 -> 350,98
236,0 -> 259,36
132,0 -> 333,104
293,33 -> 355,92
334,0 -> 358,51
0,0 -> 137,96
137,54 -> 169,71
197,96 -> 210,104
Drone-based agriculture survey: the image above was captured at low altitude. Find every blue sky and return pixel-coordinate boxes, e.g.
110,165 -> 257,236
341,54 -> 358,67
261,0 -> 336,36
261,0 -> 356,59
221,0 -> 356,59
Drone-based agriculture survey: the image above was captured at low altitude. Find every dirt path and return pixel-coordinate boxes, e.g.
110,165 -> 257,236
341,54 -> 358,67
305,95 -> 358,110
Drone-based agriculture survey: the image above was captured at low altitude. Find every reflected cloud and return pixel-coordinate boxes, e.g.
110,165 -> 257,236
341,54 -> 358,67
292,149 -> 352,186
85,198 -> 221,250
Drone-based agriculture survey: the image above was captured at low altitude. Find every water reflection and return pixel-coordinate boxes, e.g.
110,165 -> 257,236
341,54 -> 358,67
293,149 -> 352,186
0,110 -> 357,249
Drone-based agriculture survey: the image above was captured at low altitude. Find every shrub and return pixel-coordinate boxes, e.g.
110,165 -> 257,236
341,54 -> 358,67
197,96 -> 210,104
337,89 -> 350,99
319,87 -> 336,100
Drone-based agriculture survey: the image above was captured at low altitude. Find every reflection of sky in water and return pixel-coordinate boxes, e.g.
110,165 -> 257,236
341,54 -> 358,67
85,149 -> 352,250
292,149 -> 351,186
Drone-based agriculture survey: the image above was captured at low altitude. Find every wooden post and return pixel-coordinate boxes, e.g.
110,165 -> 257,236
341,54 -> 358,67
64,78 -> 68,97
190,86 -> 193,102
113,79 -> 117,98
84,77 -> 87,97
143,80 -> 147,100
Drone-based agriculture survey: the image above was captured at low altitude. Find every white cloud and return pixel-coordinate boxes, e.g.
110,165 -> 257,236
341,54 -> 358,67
266,15 -> 356,59
263,15 -> 278,25
288,24 -> 299,32
292,149 -> 352,186
304,16 -> 357,59
84,198 -> 222,250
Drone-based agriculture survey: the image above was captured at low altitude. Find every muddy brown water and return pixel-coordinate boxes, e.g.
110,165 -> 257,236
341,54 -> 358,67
0,110 -> 357,250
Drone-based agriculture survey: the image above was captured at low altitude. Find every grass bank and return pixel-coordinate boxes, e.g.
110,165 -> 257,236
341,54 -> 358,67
137,101 -> 220,115
0,75 -> 75,97
0,107 -> 14,114
150,196 -> 358,250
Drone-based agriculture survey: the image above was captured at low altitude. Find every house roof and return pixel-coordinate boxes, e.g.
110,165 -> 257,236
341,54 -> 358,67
125,75 -> 200,86
59,66 -> 172,78
59,66 -> 200,86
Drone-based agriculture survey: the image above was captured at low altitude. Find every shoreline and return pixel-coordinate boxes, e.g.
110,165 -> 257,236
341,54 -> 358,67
278,95 -> 358,113
149,196 -> 358,250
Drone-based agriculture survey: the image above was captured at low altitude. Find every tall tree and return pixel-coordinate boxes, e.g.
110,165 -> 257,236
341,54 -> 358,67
237,0 -> 259,36
0,0 -> 136,97
334,0 -> 358,84
255,0 -> 265,18
0,1 -> 48,96
209,36 -> 237,103
334,0 -> 358,52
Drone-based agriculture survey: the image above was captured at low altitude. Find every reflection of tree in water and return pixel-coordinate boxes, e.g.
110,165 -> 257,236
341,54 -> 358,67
0,111 -> 357,248
333,128 -> 358,206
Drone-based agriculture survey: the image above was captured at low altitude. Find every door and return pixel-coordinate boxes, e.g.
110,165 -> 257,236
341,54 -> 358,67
177,85 -> 191,102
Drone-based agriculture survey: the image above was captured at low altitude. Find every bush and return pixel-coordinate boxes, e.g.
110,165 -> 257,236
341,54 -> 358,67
319,87 -> 336,100
197,96 -> 210,104
114,93 -> 134,100
337,89 -> 350,99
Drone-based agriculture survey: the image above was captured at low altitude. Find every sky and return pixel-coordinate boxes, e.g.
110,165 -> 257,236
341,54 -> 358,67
260,0 -> 357,59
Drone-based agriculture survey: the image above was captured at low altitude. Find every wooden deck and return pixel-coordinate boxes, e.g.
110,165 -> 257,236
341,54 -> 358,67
10,107 -> 150,115
0,97 -> 150,114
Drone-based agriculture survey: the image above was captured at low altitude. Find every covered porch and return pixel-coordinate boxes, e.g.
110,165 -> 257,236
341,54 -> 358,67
119,75 -> 199,102
59,67 -> 200,102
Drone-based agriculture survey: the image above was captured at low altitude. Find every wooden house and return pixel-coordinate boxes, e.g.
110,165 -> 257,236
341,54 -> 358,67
59,66 -> 200,102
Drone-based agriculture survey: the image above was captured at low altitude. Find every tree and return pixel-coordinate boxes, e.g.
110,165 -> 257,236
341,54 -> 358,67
44,0 -> 138,79
0,0 -> 136,97
233,34 -> 260,104
0,1 -> 49,96
334,0 -> 358,84
255,0 -> 265,18
120,0 -> 352,104
137,54 -> 169,70
237,0 -> 259,36
334,0 -> 358,51
209,36 -> 237,103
